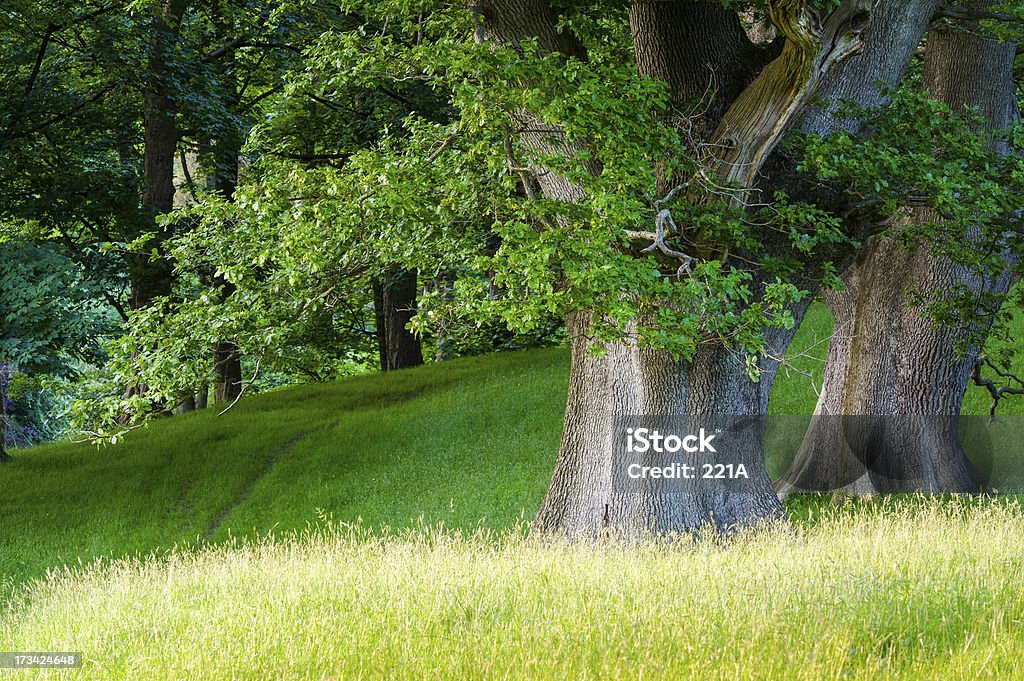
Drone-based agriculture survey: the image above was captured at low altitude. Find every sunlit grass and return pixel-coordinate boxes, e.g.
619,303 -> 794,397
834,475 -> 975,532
4,303 -> 1024,680
0,348 -> 568,589
2,497 -> 1023,680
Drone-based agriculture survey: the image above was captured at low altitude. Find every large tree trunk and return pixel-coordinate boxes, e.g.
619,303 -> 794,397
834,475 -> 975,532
373,268 -> 424,371
777,1 -> 1018,495
535,303 -> 810,538
478,0 -> 870,537
800,0 -> 941,137
628,1 -> 775,140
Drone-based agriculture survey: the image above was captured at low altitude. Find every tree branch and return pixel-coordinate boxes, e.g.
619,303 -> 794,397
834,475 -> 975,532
935,3 -> 1023,23
202,36 -> 250,62
971,354 -> 1024,417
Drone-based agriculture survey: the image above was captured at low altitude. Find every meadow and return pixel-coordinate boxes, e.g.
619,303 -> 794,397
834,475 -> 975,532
2,302 -> 1024,679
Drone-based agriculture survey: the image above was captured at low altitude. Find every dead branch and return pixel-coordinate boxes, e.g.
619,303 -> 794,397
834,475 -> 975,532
971,354 -> 1024,418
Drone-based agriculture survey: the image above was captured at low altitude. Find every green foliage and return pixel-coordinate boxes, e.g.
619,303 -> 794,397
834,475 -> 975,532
157,1 -> 855,379
795,85 -> 1024,354
0,241 -> 116,446
9,0 -> 1017,441
0,241 -> 112,371
0,0 -> 878,437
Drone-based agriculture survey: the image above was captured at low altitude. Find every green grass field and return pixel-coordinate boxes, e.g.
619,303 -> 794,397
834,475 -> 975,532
2,301 -> 1024,679
4,499 -> 1024,680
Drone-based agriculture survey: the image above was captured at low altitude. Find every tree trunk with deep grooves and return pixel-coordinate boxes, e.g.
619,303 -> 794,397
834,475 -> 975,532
479,0 -> 869,537
800,0 -> 940,137
778,2 -> 1018,495
629,1 -> 772,140
373,269 -> 424,372
534,303 -> 811,538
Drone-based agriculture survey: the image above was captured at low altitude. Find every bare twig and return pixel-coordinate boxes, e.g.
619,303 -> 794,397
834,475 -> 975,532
425,132 -> 460,164
218,355 -> 262,416
971,354 -> 1024,418
640,208 -> 695,276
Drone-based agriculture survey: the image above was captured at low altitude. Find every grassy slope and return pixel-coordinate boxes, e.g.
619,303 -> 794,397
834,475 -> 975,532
1,302 -> 1022,590
0,349 -> 567,589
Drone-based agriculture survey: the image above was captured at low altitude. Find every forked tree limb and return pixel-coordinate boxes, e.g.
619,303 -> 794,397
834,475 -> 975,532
709,0 -> 873,193
972,355 -> 1024,418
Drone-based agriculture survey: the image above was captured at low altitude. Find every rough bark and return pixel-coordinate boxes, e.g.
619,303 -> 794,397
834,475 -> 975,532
475,0 -> 587,59
534,302 -> 811,538
778,1 -> 1018,495
479,0 -> 870,537
708,0 -> 871,190
801,0 -> 941,136
131,0 -> 186,310
629,1 -> 776,140
373,269 -> 424,372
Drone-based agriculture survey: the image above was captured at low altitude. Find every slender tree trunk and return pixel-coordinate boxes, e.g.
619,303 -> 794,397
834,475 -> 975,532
124,0 -> 188,402
0,364 -> 10,463
208,47 -> 245,405
373,268 -> 424,371
131,9 -> 182,311
213,338 -> 243,403
778,1 -> 1018,495
210,136 -> 243,404
124,81 -> 176,324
